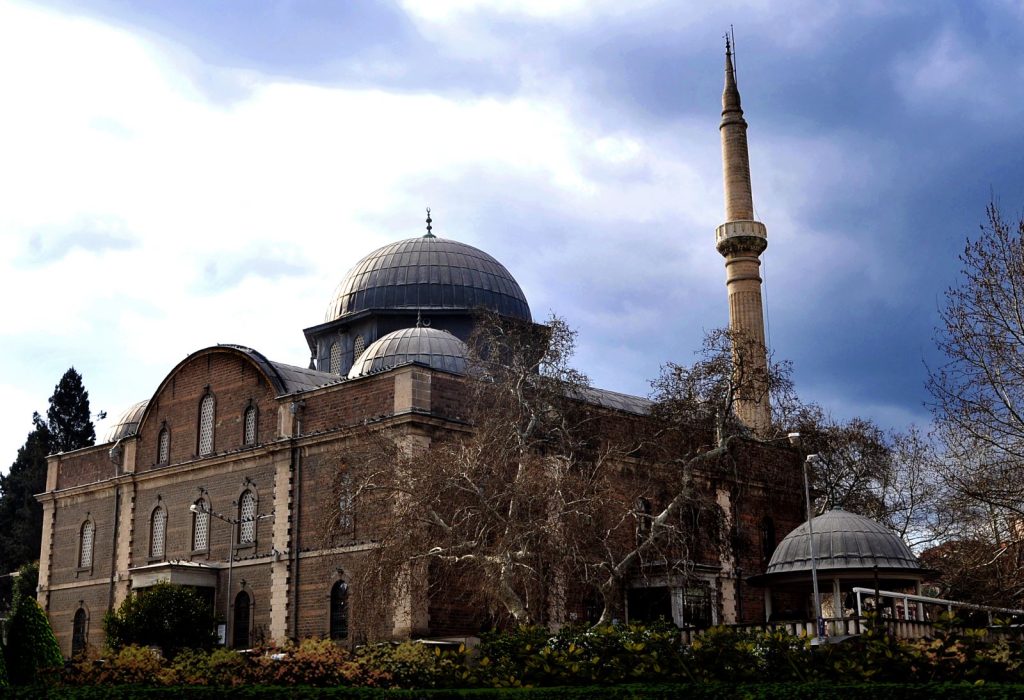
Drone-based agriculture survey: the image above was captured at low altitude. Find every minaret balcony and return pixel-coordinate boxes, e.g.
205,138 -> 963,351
716,220 -> 768,256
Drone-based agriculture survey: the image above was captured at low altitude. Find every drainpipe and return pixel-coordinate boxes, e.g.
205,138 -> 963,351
107,440 -> 123,614
289,400 -> 304,640
107,485 -> 120,613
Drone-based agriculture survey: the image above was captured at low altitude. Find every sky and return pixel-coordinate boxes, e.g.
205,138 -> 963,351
2,0 -> 1024,468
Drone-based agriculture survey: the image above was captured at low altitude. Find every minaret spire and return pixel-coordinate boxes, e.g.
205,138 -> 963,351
715,35 -> 771,436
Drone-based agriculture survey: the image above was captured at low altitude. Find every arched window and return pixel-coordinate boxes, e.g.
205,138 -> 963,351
150,505 -> 167,559
238,490 -> 256,544
157,426 -> 171,465
79,520 -> 95,569
243,404 -> 257,446
338,474 -> 354,535
72,608 -> 88,657
330,580 -> 349,640
233,591 -> 251,649
329,342 -> 342,375
192,499 -> 210,552
198,394 -> 215,456
352,335 -> 366,363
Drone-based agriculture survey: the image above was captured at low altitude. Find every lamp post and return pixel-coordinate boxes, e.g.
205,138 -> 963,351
190,502 -> 273,646
803,453 -> 825,643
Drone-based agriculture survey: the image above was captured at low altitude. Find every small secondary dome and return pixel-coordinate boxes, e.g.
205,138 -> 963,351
104,400 -> 148,442
348,327 -> 468,378
765,509 -> 922,576
326,236 -> 531,322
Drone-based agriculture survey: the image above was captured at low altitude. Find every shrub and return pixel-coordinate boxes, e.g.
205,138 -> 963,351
357,641 -> 471,688
3,595 -> 62,685
162,647 -> 248,686
103,582 -> 217,659
247,638 -> 364,687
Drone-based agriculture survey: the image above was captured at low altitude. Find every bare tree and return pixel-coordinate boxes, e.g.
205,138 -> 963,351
929,202 -> 1024,517
333,322 -> 801,630
786,407 -> 940,548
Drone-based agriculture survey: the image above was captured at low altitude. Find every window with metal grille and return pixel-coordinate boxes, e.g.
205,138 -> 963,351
79,520 -> 95,568
157,427 -> 170,464
239,490 -> 256,544
338,472 -> 356,535
199,397 -> 218,456
198,394 -> 215,456
329,342 -> 341,375
330,580 -> 349,640
352,335 -> 365,362
243,405 -> 257,446
150,506 -> 167,559
193,500 -> 210,551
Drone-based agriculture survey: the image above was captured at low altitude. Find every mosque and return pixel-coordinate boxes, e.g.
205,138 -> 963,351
35,45 -> 930,656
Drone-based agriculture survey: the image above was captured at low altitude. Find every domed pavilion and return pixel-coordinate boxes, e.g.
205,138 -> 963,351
749,509 -> 936,623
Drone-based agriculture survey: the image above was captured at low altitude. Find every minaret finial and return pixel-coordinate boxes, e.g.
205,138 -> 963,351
424,207 -> 435,238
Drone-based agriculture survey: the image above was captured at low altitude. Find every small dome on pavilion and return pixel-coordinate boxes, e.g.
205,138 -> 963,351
765,509 -> 922,576
104,400 -> 148,442
348,327 -> 468,378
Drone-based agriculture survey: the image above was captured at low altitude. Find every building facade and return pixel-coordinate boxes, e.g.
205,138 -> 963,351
36,46 -> 806,657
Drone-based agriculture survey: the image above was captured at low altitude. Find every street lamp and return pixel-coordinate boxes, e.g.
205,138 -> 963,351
803,453 -> 825,644
189,501 -> 273,646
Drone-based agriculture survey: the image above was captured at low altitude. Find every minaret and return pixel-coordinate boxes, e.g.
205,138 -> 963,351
716,37 -> 771,436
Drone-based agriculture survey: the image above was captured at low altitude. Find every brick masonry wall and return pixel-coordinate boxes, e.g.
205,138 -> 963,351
135,348 -> 281,472
48,486 -> 118,586
41,348 -> 808,651
302,374 -> 395,435
47,584 -> 110,657
56,446 -> 115,490
131,456 -> 278,571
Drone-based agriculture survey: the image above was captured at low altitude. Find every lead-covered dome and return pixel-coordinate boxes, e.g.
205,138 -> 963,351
765,509 -> 922,576
348,327 -> 468,378
326,236 -> 531,322
104,400 -> 148,442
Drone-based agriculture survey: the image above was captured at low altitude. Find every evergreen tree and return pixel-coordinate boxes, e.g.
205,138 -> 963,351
0,367 -> 95,610
3,595 -> 63,685
45,367 -> 95,453
0,415 -> 50,606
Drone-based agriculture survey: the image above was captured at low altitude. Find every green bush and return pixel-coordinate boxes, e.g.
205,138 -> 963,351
245,638 -> 366,687
357,641 -> 472,688
3,595 -> 62,685
103,582 -> 217,659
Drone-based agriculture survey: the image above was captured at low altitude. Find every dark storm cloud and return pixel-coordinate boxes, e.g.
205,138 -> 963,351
26,0 -> 1024,434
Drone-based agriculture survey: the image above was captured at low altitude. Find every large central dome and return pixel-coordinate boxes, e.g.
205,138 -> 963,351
325,236 -> 531,322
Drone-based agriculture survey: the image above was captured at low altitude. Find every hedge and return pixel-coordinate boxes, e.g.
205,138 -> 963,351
7,682 -> 1024,699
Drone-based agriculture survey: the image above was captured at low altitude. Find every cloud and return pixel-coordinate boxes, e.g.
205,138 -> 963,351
197,250 -> 311,291
18,216 -> 138,266
892,26 -> 1024,120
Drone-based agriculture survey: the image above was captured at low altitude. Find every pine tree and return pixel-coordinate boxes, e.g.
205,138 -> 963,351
0,367 -> 96,610
46,367 -> 96,453
0,415 -> 50,600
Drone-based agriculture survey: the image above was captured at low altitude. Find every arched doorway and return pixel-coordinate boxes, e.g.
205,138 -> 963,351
233,592 -> 251,649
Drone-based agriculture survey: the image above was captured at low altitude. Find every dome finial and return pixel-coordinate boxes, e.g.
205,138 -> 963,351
424,207 -> 435,238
